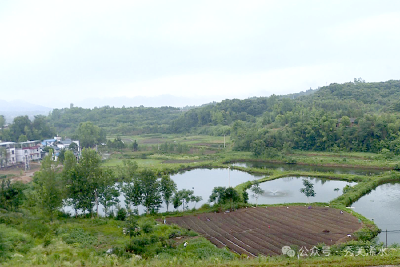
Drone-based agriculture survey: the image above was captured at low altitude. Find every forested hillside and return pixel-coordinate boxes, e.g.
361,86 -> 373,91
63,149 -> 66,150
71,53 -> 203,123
4,80 -> 400,155
168,80 -> 400,154
47,105 -> 182,136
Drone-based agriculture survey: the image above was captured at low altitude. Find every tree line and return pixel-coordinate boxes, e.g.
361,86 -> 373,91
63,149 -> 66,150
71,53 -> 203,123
0,115 -> 55,142
1,149 -> 208,218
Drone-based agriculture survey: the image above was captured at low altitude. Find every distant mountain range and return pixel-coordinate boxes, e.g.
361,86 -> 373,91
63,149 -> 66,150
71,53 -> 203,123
0,100 -> 53,123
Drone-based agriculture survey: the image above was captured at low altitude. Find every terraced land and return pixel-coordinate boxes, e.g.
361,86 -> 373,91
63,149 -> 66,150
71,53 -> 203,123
166,206 -> 362,256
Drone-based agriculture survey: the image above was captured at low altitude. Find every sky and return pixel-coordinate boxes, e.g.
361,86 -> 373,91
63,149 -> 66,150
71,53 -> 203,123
0,0 -> 400,109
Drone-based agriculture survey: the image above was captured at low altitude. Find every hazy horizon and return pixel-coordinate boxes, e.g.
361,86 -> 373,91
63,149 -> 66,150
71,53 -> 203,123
1,1 -> 399,108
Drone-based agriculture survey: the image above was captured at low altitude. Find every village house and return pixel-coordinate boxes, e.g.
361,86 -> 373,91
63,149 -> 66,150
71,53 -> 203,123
0,140 -> 41,168
0,142 -> 17,167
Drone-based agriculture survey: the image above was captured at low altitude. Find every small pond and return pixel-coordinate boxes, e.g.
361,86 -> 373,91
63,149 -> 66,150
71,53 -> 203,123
231,161 -> 383,175
352,183 -> 400,246
247,176 -> 357,205
63,168 -> 263,215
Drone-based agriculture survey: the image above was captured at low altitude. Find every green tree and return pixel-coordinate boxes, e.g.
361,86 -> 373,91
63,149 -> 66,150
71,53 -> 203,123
138,169 -> 162,214
18,134 -> 28,142
250,181 -> 264,207
172,193 -> 182,211
180,189 -> 194,210
300,179 -> 316,203
58,148 -> 66,164
340,116 -> 351,127
209,186 -> 227,204
173,189 -> 194,211
160,176 -> 177,212
63,148 -> 103,215
0,147 -> 6,168
224,187 -> 240,210
0,179 -> 27,211
0,115 -> 5,137
116,160 -> 138,182
9,116 -> 32,142
98,168 -> 120,216
132,140 -> 139,151
251,140 -> 266,157
76,121 -> 106,148
31,151 -> 63,219
69,142 -> 79,152
191,195 -> 203,209
123,178 -> 142,214
209,187 -> 240,208
62,150 -> 79,216
125,215 -> 140,244
32,115 -> 55,139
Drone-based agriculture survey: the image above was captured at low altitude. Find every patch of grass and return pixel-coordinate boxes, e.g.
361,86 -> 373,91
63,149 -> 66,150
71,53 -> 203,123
0,224 -> 34,259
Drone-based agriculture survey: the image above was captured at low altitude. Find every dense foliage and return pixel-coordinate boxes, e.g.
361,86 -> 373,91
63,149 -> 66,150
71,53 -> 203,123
48,105 -> 182,136
0,115 -> 55,142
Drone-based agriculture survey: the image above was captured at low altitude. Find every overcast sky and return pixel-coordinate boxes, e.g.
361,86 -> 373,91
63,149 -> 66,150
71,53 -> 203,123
1,0 -> 400,108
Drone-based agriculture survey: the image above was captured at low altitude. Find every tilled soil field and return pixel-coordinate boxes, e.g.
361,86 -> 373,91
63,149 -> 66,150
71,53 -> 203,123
166,206 -> 363,256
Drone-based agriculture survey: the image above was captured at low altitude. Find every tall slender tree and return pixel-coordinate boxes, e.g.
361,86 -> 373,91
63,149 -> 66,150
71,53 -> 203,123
250,181 -> 264,207
31,151 -> 63,219
138,169 -> 162,214
160,175 -> 177,212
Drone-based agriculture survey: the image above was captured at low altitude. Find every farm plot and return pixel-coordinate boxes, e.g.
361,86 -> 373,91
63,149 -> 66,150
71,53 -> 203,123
166,206 -> 362,256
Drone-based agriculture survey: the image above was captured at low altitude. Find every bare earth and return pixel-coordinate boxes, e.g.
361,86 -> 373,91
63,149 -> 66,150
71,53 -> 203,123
166,206 -> 363,257
0,162 -> 41,183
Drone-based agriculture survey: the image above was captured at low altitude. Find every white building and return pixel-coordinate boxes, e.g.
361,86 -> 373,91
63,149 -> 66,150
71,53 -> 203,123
15,141 -> 41,163
0,142 -> 17,167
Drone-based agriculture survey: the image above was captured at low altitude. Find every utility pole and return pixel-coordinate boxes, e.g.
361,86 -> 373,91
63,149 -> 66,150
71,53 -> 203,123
228,166 -> 231,187
386,229 -> 388,248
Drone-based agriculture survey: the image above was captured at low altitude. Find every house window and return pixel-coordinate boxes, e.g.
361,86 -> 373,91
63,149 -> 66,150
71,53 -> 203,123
12,157 -> 14,161
12,150 -> 14,154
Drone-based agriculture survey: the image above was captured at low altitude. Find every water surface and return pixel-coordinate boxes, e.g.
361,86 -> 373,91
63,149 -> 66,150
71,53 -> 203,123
231,161 -> 383,175
248,176 -> 356,205
64,168 -> 261,215
352,183 -> 400,246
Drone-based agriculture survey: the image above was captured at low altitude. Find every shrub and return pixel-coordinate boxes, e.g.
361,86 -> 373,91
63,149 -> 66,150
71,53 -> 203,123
20,219 -> 50,239
0,224 -> 34,258
43,233 -> 53,247
200,203 -> 211,209
116,207 -> 127,221
57,228 -> 96,247
140,220 -> 154,234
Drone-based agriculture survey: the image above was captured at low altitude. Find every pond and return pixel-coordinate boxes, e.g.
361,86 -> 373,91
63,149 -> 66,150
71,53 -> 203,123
231,161 -> 383,176
63,168 -> 263,216
352,183 -> 400,246
247,176 -> 357,205
170,168 -> 264,209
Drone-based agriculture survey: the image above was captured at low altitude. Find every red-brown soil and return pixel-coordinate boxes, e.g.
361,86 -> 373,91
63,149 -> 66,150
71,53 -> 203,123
166,206 -> 362,256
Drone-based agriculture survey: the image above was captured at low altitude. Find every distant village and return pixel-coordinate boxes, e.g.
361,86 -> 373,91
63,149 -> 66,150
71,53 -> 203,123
0,137 -> 80,170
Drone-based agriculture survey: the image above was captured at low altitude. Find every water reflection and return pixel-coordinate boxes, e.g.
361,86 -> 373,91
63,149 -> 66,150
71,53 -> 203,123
248,176 -> 357,205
